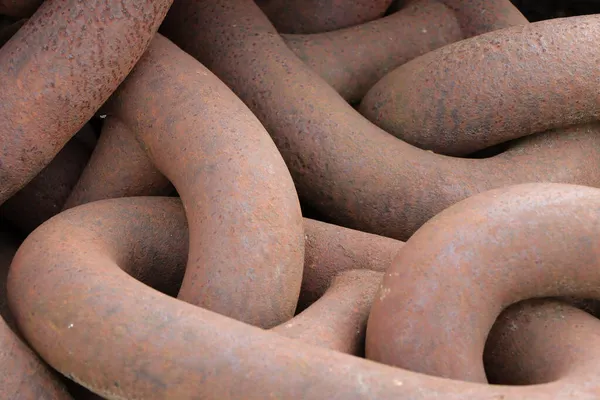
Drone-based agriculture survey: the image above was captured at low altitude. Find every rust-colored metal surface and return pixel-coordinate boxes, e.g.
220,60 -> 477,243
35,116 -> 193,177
299,218 -> 402,310
68,136 -> 404,312
366,183 -> 600,382
283,0 -> 462,103
65,125 -> 404,310
273,270 -> 382,356
161,2 -> 600,241
256,0 -> 393,34
104,34 -> 305,328
9,195 -> 600,399
0,228 -> 72,399
71,129 -> 405,311
64,117 -> 172,210
360,15 -> 600,156
1,135 -> 91,235
0,0 -> 173,206
71,91 -> 600,248
0,317 -> 73,399
484,299 -> 600,385
438,0 -> 528,37
5,1 -> 600,398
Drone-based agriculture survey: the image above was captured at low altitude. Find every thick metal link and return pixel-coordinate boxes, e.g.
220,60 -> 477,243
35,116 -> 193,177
2,1 -> 600,398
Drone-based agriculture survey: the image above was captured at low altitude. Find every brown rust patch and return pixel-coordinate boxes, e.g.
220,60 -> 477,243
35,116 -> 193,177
0,0 -> 173,205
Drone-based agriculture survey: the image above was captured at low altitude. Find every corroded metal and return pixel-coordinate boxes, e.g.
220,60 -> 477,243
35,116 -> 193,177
272,269 -> 382,356
69,141 -> 405,314
3,2 -> 599,398
284,0 -> 527,104
366,183 -> 600,382
1,135 -> 91,234
0,0 -> 173,205
9,195 -> 600,399
360,15 -> 599,156
161,2 -> 600,241
438,0 -> 527,37
64,117 -> 172,210
102,34 -> 305,329
0,228 -> 71,399
485,299 -> 600,385
299,218 -> 402,310
256,0 -> 393,33
283,0 -> 462,103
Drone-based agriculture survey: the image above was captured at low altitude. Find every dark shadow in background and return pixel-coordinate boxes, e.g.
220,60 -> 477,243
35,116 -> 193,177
512,0 -> 600,21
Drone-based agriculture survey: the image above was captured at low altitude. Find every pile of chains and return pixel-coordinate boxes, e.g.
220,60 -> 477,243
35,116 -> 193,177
1,0 -> 600,399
